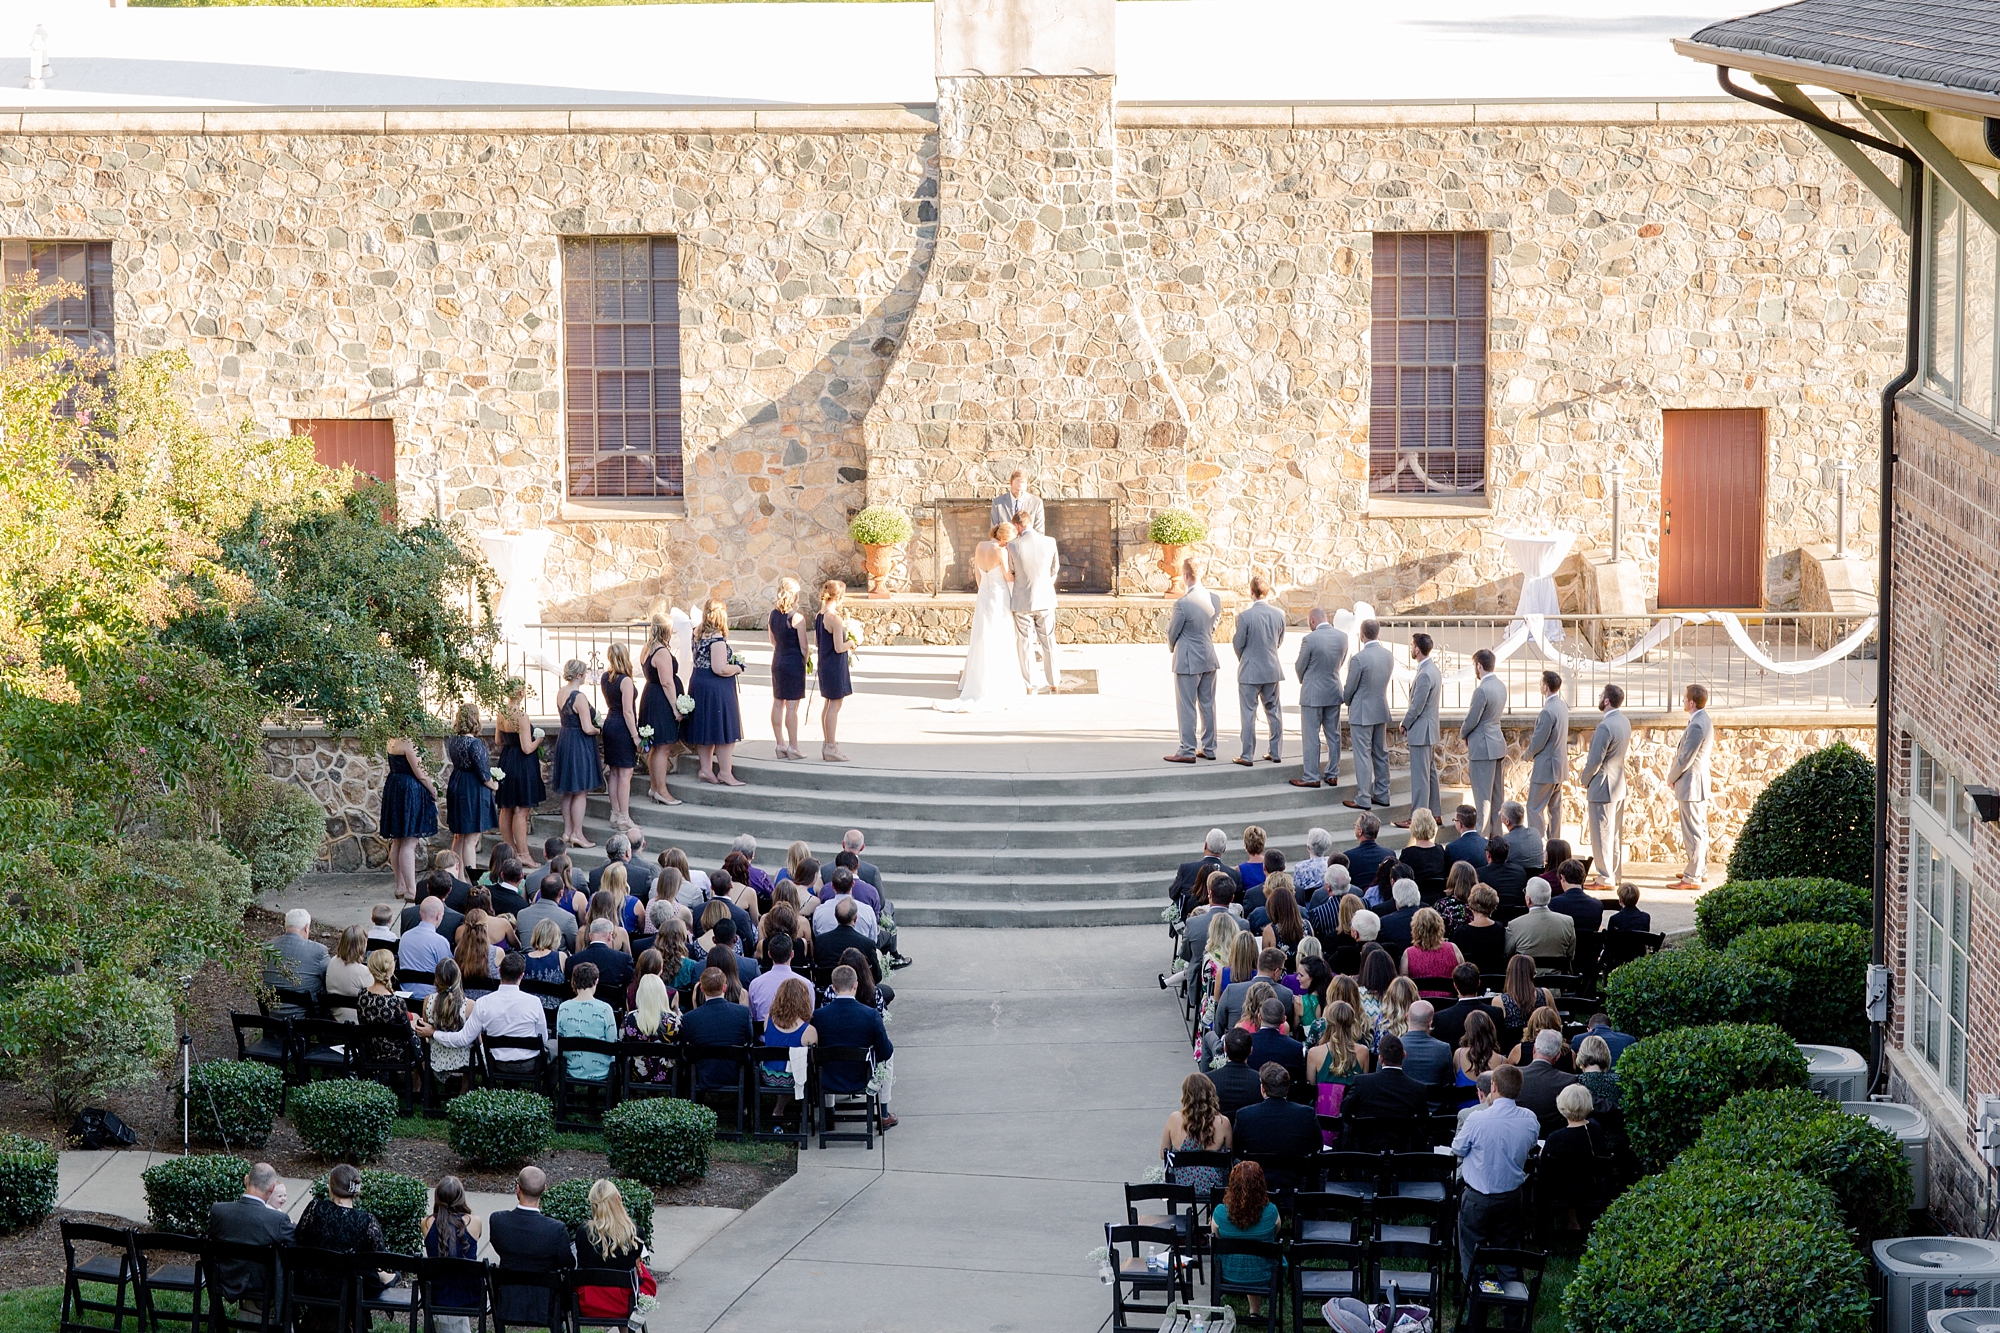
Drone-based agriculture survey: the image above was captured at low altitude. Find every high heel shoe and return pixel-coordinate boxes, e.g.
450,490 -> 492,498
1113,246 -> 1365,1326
822,744 -> 849,762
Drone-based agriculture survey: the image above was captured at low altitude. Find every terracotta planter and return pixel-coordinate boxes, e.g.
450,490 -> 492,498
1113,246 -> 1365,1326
1156,542 -> 1190,595
861,542 -> 902,598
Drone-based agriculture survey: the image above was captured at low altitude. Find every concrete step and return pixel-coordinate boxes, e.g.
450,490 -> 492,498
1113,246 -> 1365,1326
637,778 -> 1357,824
891,899 -> 1171,928
653,754 -> 1362,798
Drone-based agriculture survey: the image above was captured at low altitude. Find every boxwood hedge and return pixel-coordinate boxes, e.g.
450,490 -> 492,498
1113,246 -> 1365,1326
188,1060 -> 286,1148
1601,945 -> 1789,1040
603,1098 -> 716,1186
144,1154 -> 250,1235
1725,741 -> 1875,887
0,1133 -> 58,1232
1617,1023 -> 1810,1168
446,1089 -> 554,1168
1682,1087 -> 1910,1241
289,1079 -> 398,1162
542,1176 -> 655,1250
1563,1159 -> 1870,1333
309,1169 -> 429,1256
1694,876 -> 1872,951
1728,922 -> 1872,1051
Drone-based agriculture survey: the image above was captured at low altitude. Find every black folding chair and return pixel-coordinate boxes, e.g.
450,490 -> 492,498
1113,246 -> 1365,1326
1163,1150 -> 1235,1218
520,978 -> 572,1011
684,1044 -> 752,1142
353,1021 -> 423,1113
131,1231 -> 207,1333
279,1246 -> 357,1333
1571,932 -> 1603,991
617,1037 -> 684,1101
290,1018 -> 355,1084
1104,1223 -> 1189,1333
360,1253 -> 420,1330
1340,1115 -> 1424,1153
1318,1151 -> 1383,1206
748,1045 -> 808,1147
553,1037 -> 624,1130
1381,1151 -> 1456,1205
1367,1235 -> 1447,1312
481,1035 -> 552,1095
199,1240 -> 285,1333
229,1015 -> 291,1098
1459,1246 -> 1549,1332
395,968 -> 437,992
1125,1183 -> 1199,1281
809,1045 -> 880,1150
1209,1236 -> 1284,1332
262,985 -> 323,1022
1288,1239 -> 1365,1333
414,1255 -> 490,1333
568,1267 -> 640,1333
59,1221 -> 135,1333
1597,930 -> 1664,972
487,1266 -> 568,1333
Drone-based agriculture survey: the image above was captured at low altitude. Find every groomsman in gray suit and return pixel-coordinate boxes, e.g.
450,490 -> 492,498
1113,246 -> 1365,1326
1578,683 -> 1632,886
1342,619 -> 1394,809
1461,648 -> 1508,836
1526,669 -> 1570,840
1231,576 -> 1286,765
1668,683 -> 1714,887
1398,632 -> 1442,824
989,469 -> 1043,533
1291,608 -> 1348,789
1163,559 -> 1221,764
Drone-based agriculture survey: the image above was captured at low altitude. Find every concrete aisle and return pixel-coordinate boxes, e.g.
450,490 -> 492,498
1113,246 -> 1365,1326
661,925 -> 1186,1333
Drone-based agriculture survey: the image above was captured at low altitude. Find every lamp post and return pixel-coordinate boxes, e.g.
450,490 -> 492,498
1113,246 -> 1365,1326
1607,458 -> 1625,564
1834,457 -> 1854,558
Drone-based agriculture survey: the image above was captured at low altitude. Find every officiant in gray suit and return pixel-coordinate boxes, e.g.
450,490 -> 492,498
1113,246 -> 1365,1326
1164,559 -> 1221,764
990,469 -> 1043,533
1462,647 -> 1508,836
1526,669 -> 1570,840
1006,521 -> 1061,693
1292,608 -> 1347,789
1232,576 -> 1286,765
1342,619 -> 1394,810
1399,632 -> 1442,822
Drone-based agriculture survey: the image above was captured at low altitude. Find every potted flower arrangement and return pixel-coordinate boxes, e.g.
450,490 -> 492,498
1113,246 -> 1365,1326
848,505 -> 914,599
1147,508 -> 1207,595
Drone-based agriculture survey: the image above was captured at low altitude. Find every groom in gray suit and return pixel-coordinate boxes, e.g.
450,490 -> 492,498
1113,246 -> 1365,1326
1667,683 -> 1714,887
1399,632 -> 1442,823
1231,577 -> 1285,765
1579,683 -> 1632,886
1526,669 -> 1570,840
1164,559 -> 1221,763
1462,648 -> 1508,836
1006,524 -> 1061,693
1342,619 -> 1394,810
1292,608 -> 1347,788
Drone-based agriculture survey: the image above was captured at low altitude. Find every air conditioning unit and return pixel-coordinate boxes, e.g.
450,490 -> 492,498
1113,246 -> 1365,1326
1931,1312 -> 2000,1333
1845,1100 -> 1931,1211
1800,1043 -> 1868,1102
1877,1237 -> 2000,1333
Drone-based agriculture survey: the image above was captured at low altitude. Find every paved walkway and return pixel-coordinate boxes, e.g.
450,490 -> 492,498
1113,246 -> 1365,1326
661,924 -> 1185,1332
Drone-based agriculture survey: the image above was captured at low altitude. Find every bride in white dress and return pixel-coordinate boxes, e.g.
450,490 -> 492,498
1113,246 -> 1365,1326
934,521 -> 1026,713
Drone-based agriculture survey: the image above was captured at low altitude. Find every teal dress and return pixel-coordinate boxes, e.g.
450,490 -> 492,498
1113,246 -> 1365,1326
1214,1202 -> 1279,1285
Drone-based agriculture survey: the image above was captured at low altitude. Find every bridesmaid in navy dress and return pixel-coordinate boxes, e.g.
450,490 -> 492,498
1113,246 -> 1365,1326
768,577 -> 808,760
550,659 -> 604,849
494,680 -> 547,867
688,599 -> 746,786
600,642 -> 640,832
815,579 -> 854,763
444,703 -> 500,872
637,613 -> 685,808
380,736 -> 439,901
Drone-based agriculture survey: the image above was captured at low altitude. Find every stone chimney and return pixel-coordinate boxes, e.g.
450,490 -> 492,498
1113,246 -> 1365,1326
863,0 -> 1190,519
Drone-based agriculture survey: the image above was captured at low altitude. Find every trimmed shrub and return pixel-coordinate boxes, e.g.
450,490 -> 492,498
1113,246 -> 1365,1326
1147,508 -> 1207,546
542,1176 -> 656,1251
1683,1088 -> 1910,1241
144,1154 -> 250,1235
1617,1023 -> 1809,1168
1726,741 -> 1875,887
0,1133 -> 58,1232
446,1089 -> 554,1168
1601,945 -> 1789,1040
847,505 -> 912,546
1562,1158 -> 1870,1333
1695,876 -> 1872,951
603,1098 -> 716,1186
289,1079 -> 398,1162
0,967 -> 178,1119
219,773 -> 326,896
188,1060 -> 285,1148
309,1169 -> 429,1256
1728,922 -> 1872,1050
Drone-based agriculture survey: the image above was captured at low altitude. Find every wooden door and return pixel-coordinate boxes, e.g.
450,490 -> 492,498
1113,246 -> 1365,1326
292,418 -> 395,486
1659,408 -> 1765,609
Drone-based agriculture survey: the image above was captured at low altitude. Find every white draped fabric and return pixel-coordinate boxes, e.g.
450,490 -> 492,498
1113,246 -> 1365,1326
1499,530 -> 1575,644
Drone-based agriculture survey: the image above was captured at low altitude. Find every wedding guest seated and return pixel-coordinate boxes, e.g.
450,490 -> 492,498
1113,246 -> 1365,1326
1307,1001 -> 1372,1118
1376,879 -> 1422,945
366,905 -> 399,948
1294,827 -> 1333,898
208,1164 -> 294,1311
421,1178 -> 483,1318
1352,910 -> 1382,950
1437,860 -> 1478,933
1398,1000 -> 1454,1093
1342,1033 -> 1429,1129
623,974 -> 680,1087
1477,839 -> 1528,907
1258,881 -> 1307,966
1508,1005 -> 1574,1073
487,858 -> 532,917
571,1179 -> 648,1323
1505,878 -> 1576,967
729,833 -> 777,906
1233,1064 -> 1321,1183
1538,1083 -> 1615,1241
1248,998 -> 1307,1089
1212,948 -> 1287,1041
1453,1010 -> 1508,1085
571,919 -> 637,996
826,852 -> 883,913
526,837 -> 588,898
707,919 -> 761,985
398,893 -> 456,1000
1500,802 -> 1545,876
1344,813 -> 1391,894
1365,859 -> 1404,912
557,962 -> 618,1081
589,833 -> 656,898
1170,830 -> 1240,919
1303,864 -> 1353,934
1164,875 -> 1243,988
1398,809 -> 1450,899
1606,882 -> 1651,933
296,1163 -> 394,1301
1548,860 -> 1605,935
1399,907 -> 1463,1000
1571,1014 -> 1635,1066
423,959 -> 477,1099
1443,805 -> 1488,872
1210,1028 -> 1264,1120
1496,956 -> 1555,1041
812,868 -> 879,941
1450,885 -> 1508,976
325,925 -> 373,1023
807,965 -> 896,1129
679,967 -> 756,1092
1160,1073 -> 1233,1199
1212,1162 -> 1281,1319
433,851 -> 477,909
706,870 -> 760,951
518,878 -> 578,951
416,951 -> 547,1069
1575,1035 -> 1621,1111
400,873 -> 466,948
1516,1028 -> 1580,1135
263,908 -> 329,998
814,898 -> 882,983
1239,826 -> 1270,911
489,1168 -> 574,1327
1454,1070 -> 1494,1131
1430,963 -> 1490,1048
746,933 -> 808,1022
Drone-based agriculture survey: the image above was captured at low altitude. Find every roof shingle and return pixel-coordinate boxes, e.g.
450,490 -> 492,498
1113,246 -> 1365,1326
1690,0 -> 2000,97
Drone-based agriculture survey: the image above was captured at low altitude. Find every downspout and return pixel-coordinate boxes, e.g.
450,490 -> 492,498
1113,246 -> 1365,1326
1714,67 -> 1921,1081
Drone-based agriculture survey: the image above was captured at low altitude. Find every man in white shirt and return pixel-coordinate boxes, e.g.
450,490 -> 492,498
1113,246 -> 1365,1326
414,952 -> 548,1067
812,871 -> 879,941
1451,1063 -> 1540,1279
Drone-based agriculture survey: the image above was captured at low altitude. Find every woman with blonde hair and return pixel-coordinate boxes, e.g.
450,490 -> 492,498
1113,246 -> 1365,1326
550,659 -> 604,848
1398,906 -> 1465,1001
588,885 -> 634,955
688,600 -> 746,785
1510,1004 -> 1575,1071
635,612 -> 685,808
814,580 -> 853,761
599,642 -> 641,831
1195,913 -> 1241,1042
1159,1072 -> 1231,1197
571,1179 -> 647,1323
1379,975 -> 1419,1039
444,702 -> 500,872
768,578 -> 809,759
1307,999 -> 1372,1121
1399,808 -> 1449,898
494,678 -> 548,868
325,925 -> 373,1023
778,840 -> 812,886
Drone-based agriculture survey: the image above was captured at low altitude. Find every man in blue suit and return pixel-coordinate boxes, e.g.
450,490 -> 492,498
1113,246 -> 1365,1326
1444,805 -> 1489,873
811,965 -> 897,1129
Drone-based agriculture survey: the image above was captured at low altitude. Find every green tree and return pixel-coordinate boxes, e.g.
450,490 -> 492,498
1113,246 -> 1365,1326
1726,742 -> 1876,886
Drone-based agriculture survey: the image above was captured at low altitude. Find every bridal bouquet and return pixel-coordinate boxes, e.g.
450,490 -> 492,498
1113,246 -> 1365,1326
675,694 -> 696,717
488,766 -> 506,782
638,725 -> 655,742
531,726 -> 545,743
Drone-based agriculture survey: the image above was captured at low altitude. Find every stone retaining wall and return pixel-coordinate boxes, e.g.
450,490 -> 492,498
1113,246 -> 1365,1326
840,596 -> 1236,645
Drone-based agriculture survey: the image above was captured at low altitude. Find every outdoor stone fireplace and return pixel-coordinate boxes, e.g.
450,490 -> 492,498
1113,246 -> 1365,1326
933,497 -> 1117,593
